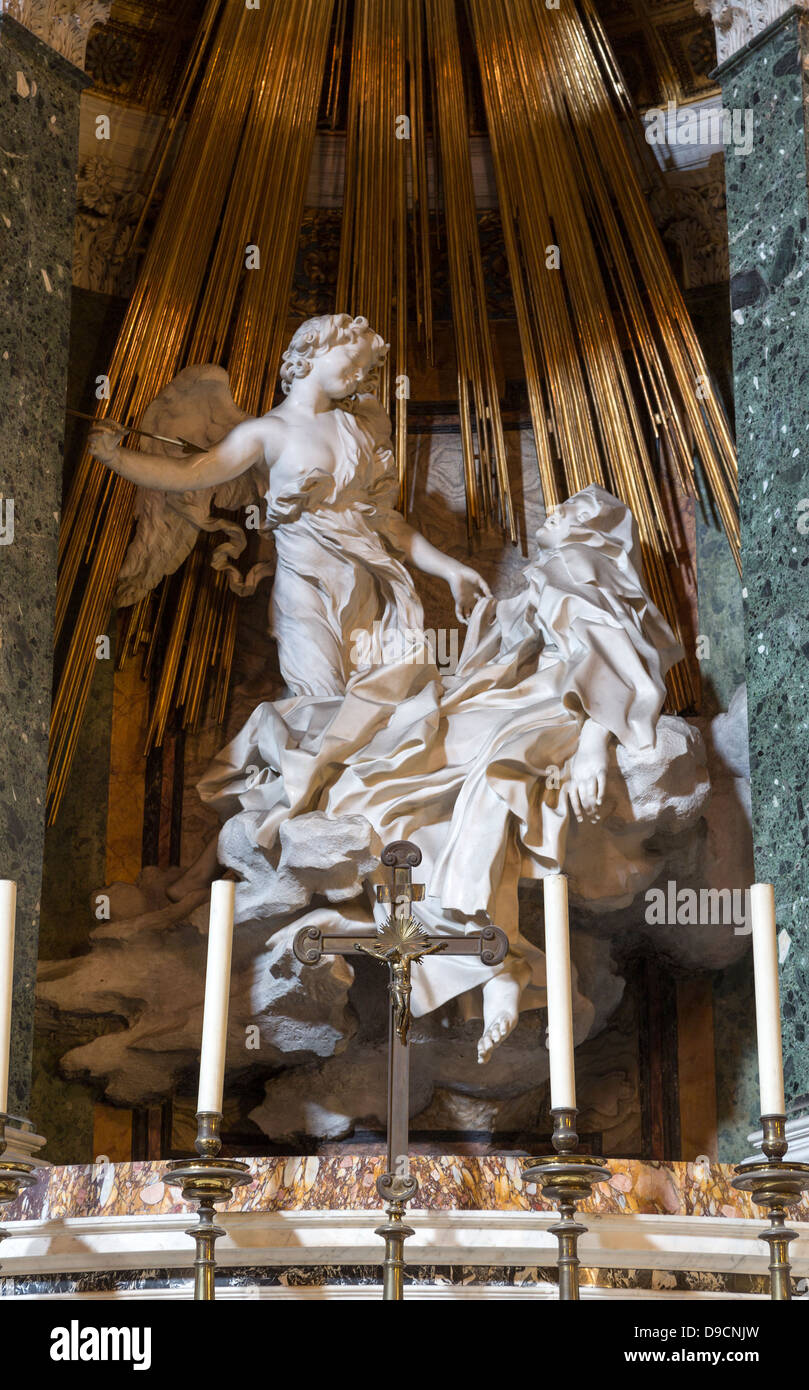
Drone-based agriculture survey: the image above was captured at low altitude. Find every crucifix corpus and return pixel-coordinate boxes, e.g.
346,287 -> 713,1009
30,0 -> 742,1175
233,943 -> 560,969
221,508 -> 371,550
293,839 -> 508,1300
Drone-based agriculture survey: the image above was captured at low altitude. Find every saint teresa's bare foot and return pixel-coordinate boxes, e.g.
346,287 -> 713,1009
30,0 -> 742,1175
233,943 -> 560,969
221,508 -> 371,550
477,964 -> 529,1064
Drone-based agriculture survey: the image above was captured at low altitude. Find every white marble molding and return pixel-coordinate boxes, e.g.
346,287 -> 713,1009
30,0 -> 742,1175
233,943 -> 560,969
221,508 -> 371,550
0,1208 -> 806,1283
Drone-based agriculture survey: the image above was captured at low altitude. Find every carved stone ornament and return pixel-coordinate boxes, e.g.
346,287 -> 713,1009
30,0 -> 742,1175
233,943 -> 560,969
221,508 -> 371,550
649,156 -> 729,290
694,0 -> 809,65
0,1 -> 111,70
74,153 -> 146,294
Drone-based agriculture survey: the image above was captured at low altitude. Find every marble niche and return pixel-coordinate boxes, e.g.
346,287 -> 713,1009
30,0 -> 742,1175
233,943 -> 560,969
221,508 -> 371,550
35,398 -> 753,1154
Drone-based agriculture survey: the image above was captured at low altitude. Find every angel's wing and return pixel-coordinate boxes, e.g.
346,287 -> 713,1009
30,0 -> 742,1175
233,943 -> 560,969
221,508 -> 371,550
115,365 -> 262,607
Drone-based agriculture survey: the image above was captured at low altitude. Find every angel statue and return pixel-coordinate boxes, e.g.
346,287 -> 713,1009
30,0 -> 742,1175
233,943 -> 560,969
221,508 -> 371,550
89,313 -> 699,1068
91,313 -> 489,660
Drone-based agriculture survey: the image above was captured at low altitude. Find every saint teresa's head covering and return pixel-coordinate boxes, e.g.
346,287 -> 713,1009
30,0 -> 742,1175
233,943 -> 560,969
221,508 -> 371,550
525,484 -> 684,742
535,483 -> 646,590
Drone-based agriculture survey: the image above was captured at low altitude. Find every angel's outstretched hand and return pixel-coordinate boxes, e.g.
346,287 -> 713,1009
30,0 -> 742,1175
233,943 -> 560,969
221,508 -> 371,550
448,563 -> 492,623
89,422 -> 126,466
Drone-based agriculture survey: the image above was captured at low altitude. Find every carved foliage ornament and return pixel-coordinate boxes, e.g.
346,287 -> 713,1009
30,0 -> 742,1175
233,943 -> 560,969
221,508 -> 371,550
694,0 -> 809,64
0,0 -> 111,70
649,157 -> 729,290
74,153 -> 146,294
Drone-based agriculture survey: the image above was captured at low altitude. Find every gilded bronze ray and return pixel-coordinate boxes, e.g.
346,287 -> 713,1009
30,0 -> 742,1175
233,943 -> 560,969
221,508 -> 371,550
50,0 -> 739,818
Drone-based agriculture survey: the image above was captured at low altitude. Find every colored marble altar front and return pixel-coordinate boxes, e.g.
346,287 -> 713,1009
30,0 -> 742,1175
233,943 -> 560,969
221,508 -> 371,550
0,1156 -> 805,1299
12,1153 -> 803,1220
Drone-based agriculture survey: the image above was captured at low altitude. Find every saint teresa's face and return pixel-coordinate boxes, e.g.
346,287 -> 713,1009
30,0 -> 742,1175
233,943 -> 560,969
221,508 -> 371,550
310,335 -> 375,399
538,495 -> 599,545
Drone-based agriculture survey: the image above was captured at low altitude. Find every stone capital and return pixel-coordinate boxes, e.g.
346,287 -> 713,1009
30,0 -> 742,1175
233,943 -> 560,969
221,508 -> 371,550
695,1 -> 809,64
0,0 -> 110,70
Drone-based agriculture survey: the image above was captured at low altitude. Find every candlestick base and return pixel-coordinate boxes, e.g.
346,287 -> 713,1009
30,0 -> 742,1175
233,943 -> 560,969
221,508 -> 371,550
733,1114 -> 809,1301
375,1171 -> 418,1301
162,1111 -> 251,1301
523,1108 -> 607,1301
0,1115 -> 39,1266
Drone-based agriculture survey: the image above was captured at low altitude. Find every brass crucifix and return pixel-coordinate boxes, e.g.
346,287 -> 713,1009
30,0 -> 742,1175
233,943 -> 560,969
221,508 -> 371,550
293,839 -> 508,1300
357,899 -> 446,1046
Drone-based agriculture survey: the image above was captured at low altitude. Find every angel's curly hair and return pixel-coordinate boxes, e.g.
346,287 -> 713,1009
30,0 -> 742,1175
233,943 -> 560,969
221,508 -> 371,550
279,313 -> 388,397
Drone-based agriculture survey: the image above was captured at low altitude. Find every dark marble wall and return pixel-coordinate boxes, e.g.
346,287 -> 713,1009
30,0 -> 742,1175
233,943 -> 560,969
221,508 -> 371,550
688,284 -> 746,718
0,18 -> 87,1114
718,11 -> 809,1113
31,288 -> 126,1162
685,286 -> 754,1160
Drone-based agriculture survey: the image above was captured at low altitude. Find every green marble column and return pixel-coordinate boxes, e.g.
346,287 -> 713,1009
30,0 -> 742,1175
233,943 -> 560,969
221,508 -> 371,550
715,7 -> 809,1122
0,15 -> 87,1115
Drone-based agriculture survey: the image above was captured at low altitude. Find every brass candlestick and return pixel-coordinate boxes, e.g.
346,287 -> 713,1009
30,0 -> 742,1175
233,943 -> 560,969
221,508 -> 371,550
0,1115 -> 37,1263
523,1108 -> 607,1300
163,1111 -> 251,1301
732,1114 -> 809,1301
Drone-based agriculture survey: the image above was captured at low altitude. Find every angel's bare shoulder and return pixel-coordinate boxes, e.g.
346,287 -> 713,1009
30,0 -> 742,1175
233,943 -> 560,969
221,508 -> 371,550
240,410 -> 289,464
217,413 -> 286,470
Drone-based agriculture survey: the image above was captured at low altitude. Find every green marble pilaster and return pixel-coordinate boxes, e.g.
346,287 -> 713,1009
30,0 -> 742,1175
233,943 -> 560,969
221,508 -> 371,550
0,16 -> 87,1114
716,8 -> 809,1113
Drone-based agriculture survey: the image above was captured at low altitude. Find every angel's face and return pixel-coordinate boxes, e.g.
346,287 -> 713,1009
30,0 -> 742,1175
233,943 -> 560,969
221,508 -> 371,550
311,337 -> 375,399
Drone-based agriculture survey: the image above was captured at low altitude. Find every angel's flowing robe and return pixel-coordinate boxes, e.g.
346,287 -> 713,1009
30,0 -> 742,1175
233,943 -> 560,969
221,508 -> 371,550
197,414 -> 681,1018
265,400 -> 425,695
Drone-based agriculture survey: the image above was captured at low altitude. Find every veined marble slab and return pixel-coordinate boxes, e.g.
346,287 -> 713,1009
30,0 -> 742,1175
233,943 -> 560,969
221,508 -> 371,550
6,1155 -> 808,1223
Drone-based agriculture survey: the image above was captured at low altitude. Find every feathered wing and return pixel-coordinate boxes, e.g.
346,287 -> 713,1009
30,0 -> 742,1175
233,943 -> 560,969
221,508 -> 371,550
115,365 -> 264,608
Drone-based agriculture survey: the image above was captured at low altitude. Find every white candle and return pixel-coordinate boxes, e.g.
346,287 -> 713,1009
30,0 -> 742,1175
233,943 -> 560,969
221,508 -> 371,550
0,882 -> 16,1114
543,873 -> 576,1110
197,880 -> 236,1115
750,882 -> 785,1116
